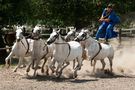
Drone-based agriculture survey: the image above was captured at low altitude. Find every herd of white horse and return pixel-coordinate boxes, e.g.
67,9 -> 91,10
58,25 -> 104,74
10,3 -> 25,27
5,25 -> 114,78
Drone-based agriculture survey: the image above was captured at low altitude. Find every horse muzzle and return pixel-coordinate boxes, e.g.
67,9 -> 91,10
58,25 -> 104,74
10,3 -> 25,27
47,40 -> 52,45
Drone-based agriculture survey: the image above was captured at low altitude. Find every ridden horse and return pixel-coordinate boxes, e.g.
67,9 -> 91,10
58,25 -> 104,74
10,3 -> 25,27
47,29 -> 83,78
74,29 -> 114,73
5,27 -> 34,72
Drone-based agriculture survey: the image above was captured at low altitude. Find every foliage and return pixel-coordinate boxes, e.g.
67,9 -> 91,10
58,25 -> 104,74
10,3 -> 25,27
0,0 -> 135,28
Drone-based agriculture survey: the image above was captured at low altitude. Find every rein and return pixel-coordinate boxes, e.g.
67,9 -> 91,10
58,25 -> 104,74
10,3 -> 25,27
25,38 -> 29,55
91,42 -> 102,66
20,37 -> 29,55
41,45 -> 49,59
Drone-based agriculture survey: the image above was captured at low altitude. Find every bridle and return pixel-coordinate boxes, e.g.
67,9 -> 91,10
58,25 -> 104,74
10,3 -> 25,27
17,33 -> 29,55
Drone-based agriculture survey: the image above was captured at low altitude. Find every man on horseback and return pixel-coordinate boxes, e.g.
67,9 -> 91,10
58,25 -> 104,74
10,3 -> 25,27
95,3 -> 120,43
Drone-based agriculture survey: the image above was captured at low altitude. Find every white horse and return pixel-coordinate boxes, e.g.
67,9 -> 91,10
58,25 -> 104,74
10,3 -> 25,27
74,29 -> 114,73
26,26 -> 55,76
65,27 -> 77,41
5,27 -> 34,72
47,29 -> 83,78
65,29 -> 88,68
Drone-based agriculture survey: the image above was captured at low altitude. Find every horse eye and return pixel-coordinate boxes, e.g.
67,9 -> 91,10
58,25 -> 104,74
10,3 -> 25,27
54,34 -> 58,38
82,33 -> 85,37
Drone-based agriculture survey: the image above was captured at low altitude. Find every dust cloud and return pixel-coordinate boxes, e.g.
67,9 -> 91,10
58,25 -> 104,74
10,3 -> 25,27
63,38 -> 135,78
113,38 -> 135,76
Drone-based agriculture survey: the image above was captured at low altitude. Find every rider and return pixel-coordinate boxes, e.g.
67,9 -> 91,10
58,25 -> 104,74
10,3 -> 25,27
95,3 -> 120,42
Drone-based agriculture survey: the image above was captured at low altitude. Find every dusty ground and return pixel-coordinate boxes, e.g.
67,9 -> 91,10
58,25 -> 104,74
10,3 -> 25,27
1,37 -> 135,90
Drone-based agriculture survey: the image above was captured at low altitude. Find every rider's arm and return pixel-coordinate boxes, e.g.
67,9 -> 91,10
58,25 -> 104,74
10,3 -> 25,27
99,8 -> 111,22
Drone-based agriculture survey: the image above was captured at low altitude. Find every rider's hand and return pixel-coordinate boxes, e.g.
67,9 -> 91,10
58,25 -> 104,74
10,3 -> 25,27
98,18 -> 104,22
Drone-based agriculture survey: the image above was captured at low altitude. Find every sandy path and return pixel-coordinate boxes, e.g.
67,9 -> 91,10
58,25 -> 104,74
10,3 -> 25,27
1,38 -> 135,90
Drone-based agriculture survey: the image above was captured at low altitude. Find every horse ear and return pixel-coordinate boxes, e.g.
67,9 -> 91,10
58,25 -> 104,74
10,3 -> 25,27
57,29 -> 61,33
81,29 -> 85,32
53,28 -> 56,32
85,29 -> 93,35
84,29 -> 89,33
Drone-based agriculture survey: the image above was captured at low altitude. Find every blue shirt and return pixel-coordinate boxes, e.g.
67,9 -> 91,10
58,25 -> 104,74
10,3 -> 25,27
102,8 -> 118,25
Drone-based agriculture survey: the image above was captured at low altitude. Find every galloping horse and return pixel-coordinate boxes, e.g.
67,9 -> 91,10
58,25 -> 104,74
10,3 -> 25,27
65,29 -> 88,68
74,29 -> 114,73
26,26 -> 55,76
47,29 -> 83,78
5,27 -> 34,72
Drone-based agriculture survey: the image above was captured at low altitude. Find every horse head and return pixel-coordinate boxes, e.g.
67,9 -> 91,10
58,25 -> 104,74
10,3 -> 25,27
65,29 -> 76,41
33,26 -> 42,34
30,25 -> 42,40
16,28 -> 24,42
47,28 -> 60,45
74,29 -> 90,42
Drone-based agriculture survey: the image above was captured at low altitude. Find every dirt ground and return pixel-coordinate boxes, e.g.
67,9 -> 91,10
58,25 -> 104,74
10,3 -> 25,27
1,37 -> 135,90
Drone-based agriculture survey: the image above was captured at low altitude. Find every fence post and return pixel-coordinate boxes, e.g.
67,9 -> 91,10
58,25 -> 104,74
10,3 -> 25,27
118,28 -> 121,43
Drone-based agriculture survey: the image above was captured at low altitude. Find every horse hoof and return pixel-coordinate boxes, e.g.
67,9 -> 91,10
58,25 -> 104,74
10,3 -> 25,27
22,65 -> 26,68
37,66 -> 41,69
73,74 -> 77,79
46,72 -> 49,76
56,75 -> 60,78
14,70 -> 16,72
56,72 -> 61,78
26,72 -> 29,77
46,70 -> 49,75
13,69 -> 17,72
104,69 -> 114,76
41,69 -> 44,73
56,74 -> 60,78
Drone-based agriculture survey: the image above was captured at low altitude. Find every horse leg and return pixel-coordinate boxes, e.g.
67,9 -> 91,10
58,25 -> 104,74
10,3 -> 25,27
22,58 -> 26,67
45,65 -> 49,75
73,59 -> 76,69
55,61 -> 65,78
41,58 -> 47,73
33,60 -> 40,77
92,60 -> 97,74
49,58 -> 56,74
26,63 -> 32,76
14,57 -> 23,72
5,52 -> 13,68
73,57 -> 82,78
108,57 -> 113,72
100,59 -> 106,71
58,62 -> 70,77
26,57 -> 33,75
9,57 -> 12,67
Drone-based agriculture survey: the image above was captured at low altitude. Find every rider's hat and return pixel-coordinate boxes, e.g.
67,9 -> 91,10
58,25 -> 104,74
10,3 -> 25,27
107,3 -> 115,9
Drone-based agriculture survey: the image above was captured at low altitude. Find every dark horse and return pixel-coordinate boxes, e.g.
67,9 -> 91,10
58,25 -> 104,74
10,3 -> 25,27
4,31 -> 16,46
0,31 -> 10,64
